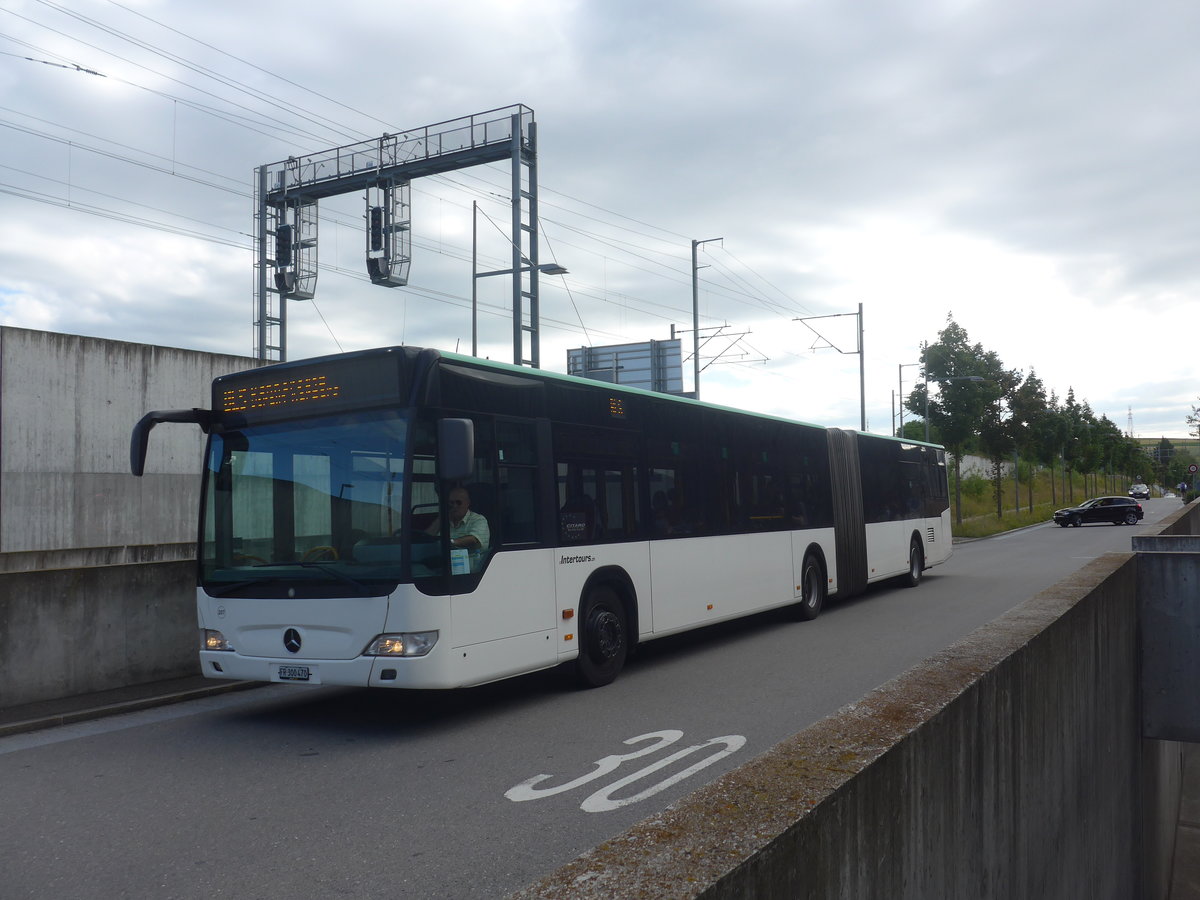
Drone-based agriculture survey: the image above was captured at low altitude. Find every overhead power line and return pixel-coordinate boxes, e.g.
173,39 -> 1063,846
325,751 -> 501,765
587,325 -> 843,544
0,181 -> 247,249
4,2 -> 810,355
24,0 -> 364,144
102,0 -> 395,135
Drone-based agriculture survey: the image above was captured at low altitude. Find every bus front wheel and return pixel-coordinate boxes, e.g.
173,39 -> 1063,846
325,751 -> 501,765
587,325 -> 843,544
794,553 -> 825,621
576,585 -> 628,688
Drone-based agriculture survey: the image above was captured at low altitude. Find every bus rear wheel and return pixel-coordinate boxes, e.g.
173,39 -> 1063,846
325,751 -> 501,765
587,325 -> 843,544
576,585 -> 628,688
794,553 -> 825,621
902,538 -> 924,588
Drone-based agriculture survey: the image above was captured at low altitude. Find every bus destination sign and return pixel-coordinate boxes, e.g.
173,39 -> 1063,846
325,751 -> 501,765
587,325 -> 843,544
220,374 -> 340,414
214,352 -> 403,423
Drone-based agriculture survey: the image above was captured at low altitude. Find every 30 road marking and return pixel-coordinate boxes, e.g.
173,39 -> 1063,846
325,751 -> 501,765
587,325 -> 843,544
505,729 -> 746,812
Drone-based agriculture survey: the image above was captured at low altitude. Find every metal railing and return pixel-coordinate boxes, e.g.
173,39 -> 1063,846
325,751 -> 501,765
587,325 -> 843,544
262,104 -> 534,200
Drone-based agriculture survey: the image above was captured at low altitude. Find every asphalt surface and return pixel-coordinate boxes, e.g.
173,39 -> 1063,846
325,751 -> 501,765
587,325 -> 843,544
6,677 -> 1199,897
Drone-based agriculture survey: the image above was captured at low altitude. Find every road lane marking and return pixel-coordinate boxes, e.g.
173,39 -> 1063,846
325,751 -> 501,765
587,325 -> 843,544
506,730 -> 747,812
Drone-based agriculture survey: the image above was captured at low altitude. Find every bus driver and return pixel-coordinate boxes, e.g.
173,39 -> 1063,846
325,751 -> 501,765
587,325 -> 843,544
427,485 -> 490,559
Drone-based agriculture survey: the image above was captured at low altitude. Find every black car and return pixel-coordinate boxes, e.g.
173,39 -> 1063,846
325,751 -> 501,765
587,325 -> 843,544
1053,496 -> 1144,527
1128,483 -> 1150,500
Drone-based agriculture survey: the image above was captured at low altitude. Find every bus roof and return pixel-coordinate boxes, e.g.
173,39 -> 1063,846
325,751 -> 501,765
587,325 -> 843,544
218,345 -> 945,450
433,347 -> 945,449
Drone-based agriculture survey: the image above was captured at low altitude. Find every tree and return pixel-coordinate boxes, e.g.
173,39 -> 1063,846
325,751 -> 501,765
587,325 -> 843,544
899,313 -> 1157,520
975,358 -> 1021,519
1187,403 -> 1200,440
1173,451 -> 1200,492
1036,391 -> 1068,507
1009,370 -> 1050,512
914,316 -> 997,525
1153,437 -> 1175,488
1087,415 -> 1124,495
1062,389 -> 1087,503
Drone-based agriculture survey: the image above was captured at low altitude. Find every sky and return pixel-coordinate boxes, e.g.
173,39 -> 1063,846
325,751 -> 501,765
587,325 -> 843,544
1,0 -> 1197,439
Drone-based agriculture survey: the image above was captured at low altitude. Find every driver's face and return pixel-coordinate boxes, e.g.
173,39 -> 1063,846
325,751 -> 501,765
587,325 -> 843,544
448,491 -> 469,523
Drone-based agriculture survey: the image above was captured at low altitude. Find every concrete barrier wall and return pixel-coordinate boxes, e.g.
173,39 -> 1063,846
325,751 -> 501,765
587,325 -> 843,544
1143,737 -> 1185,900
513,553 -> 1143,899
0,326 -> 256,553
0,549 -> 199,708
0,327 -> 255,707
514,503 -> 1200,900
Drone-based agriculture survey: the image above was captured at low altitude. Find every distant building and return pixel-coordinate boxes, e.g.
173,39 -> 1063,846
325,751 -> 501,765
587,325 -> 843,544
566,339 -> 686,396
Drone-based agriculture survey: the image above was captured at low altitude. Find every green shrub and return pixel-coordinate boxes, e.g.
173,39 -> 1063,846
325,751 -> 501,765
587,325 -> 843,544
959,474 -> 989,502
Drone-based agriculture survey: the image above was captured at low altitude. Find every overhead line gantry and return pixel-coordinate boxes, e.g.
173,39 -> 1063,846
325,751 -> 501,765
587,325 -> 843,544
255,104 -> 540,364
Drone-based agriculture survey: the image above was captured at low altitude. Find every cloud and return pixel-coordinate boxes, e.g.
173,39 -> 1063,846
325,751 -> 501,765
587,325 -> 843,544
0,0 -> 1196,438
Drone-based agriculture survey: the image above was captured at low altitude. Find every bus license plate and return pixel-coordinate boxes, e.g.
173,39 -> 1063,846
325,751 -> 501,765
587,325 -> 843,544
276,664 -> 312,682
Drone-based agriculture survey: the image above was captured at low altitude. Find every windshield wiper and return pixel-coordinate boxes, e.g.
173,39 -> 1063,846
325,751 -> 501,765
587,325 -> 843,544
206,577 -> 281,597
249,561 -> 378,596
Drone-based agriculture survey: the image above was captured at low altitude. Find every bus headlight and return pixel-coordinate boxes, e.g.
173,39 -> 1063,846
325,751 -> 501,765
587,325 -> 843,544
202,629 -> 234,652
364,631 -> 438,658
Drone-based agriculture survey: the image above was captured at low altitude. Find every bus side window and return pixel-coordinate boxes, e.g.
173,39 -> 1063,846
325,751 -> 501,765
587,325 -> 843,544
649,468 -> 677,536
645,400 -> 707,537
495,419 -> 539,546
412,418 -> 440,533
790,430 -> 834,529
559,487 -> 599,543
457,418 -> 496,573
500,467 -> 538,543
555,462 -> 639,544
603,467 -> 638,540
552,421 -> 641,544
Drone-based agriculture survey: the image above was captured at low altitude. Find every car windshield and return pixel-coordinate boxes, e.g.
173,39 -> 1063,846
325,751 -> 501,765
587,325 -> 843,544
200,410 -> 418,594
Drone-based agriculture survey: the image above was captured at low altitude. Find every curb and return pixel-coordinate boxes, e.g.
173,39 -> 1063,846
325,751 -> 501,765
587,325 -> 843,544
0,681 -> 260,739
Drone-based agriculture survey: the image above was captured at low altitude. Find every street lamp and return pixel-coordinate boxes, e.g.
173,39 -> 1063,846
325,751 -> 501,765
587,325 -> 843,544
691,237 -> 722,400
471,201 -> 567,361
925,375 -> 984,443
898,362 -> 920,436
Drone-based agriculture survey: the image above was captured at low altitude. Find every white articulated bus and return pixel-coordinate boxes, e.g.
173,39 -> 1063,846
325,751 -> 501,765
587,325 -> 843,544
131,346 -> 953,689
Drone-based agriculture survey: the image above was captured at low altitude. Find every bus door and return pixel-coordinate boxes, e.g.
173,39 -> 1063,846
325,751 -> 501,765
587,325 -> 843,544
552,425 -> 649,645
445,417 -> 556,657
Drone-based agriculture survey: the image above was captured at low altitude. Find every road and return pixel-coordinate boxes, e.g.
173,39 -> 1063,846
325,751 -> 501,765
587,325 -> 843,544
0,498 -> 1176,899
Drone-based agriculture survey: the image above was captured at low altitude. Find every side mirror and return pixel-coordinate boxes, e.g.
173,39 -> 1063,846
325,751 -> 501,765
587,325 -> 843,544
130,408 -> 213,476
438,418 -> 475,482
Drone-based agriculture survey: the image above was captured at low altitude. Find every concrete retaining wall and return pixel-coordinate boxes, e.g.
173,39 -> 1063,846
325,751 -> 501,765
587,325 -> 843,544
513,502 -> 1200,900
0,548 -> 199,708
0,326 -> 255,553
0,327 -> 254,706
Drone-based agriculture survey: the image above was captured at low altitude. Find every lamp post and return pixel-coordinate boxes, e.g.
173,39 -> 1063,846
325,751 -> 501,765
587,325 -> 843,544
472,201 -> 478,356
472,200 -> 567,362
898,362 -> 920,436
691,237 -> 722,400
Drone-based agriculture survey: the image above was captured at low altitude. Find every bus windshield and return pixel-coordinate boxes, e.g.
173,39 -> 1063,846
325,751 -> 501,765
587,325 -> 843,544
200,409 -> 433,596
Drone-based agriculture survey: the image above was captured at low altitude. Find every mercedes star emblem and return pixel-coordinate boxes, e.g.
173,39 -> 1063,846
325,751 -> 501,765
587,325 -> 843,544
283,628 -> 302,654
